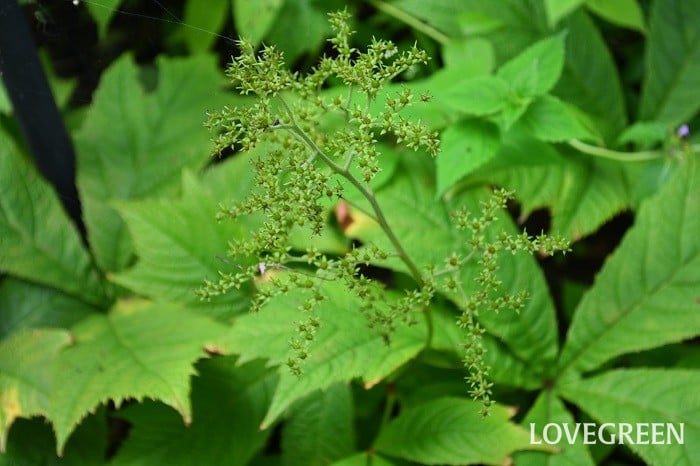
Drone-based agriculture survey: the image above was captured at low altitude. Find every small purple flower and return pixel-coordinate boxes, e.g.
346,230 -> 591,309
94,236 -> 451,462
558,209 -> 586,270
677,124 -> 690,138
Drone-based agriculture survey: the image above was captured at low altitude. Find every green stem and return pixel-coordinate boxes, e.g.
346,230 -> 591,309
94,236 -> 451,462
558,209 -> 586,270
368,0 -> 450,45
568,139 -> 667,161
276,95 -> 434,346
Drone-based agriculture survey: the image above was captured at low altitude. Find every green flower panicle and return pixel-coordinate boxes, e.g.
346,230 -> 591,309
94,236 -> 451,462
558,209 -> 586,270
199,10 -> 569,415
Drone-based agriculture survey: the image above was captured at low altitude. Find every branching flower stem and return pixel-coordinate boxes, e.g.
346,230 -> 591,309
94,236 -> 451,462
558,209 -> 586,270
276,95 -> 434,344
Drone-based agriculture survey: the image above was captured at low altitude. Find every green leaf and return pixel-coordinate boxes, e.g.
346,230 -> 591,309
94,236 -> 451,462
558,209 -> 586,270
233,0 -> 284,45
559,369 -> 700,466
441,38 -> 495,76
639,0 -> 700,126
223,281 -> 426,428
497,33 -> 566,98
0,81 -> 10,114
111,168 -> 253,323
390,0 -> 474,38
75,54 -> 230,272
49,300 -> 227,453
457,12 -> 505,36
0,413 -> 108,466
460,0 -> 549,64
554,11 -> 627,142
544,0 -> 584,26
84,0 -> 122,39
0,138 -> 107,307
436,119 -> 500,197
264,0 -> 333,63
111,358 -> 276,466
517,95 -> 599,142
330,453 -> 402,466
476,139 -> 630,239
558,158 -> 700,375
438,76 -> 511,116
281,383 -> 355,466
0,278 -> 95,340
514,392 -> 595,466
585,0 -> 646,33
617,121 -> 669,147
0,329 -> 72,451
374,397 -> 550,465
182,0 -> 230,53
482,335 -> 543,390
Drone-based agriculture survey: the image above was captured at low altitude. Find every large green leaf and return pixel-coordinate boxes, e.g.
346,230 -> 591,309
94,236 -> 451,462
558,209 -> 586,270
0,278 -> 95,341
473,136 -> 630,239
265,0 -> 334,63
233,0 -> 284,45
514,392 -> 595,466
84,0 -> 122,39
0,413 -> 107,466
374,397 -> 551,465
0,329 -> 72,451
554,11 -> 627,142
441,38 -> 495,75
544,0 -> 583,26
75,54 -> 230,272
436,119 -> 501,197
388,0 -> 474,38
438,76 -> 511,116
496,33 -> 566,98
517,95 -> 599,143
585,0 -> 646,33
330,453 -> 402,466
182,0 -> 230,53
281,383 -> 355,466
110,167 -> 254,323
223,280 -> 426,428
49,299 -> 227,453
558,158 -> 700,375
111,357 -> 276,466
639,0 -> 700,126
0,139 -> 108,307
559,369 -> 700,466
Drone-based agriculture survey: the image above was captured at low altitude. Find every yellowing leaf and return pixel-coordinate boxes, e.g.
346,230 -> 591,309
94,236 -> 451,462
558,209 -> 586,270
0,329 -> 72,451
49,300 -> 227,453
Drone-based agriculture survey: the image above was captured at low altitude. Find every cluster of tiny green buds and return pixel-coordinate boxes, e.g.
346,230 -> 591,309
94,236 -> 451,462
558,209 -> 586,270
433,188 -> 570,414
201,10 -> 570,416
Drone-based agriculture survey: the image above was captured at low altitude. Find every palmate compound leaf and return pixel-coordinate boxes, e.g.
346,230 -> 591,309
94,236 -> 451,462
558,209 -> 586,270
49,299 -> 227,454
558,157 -> 700,376
222,280 -> 426,429
110,357 -> 277,466
0,329 -> 72,451
75,53 -> 236,272
0,137 -> 108,307
559,369 -> 700,466
374,397 -> 553,465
